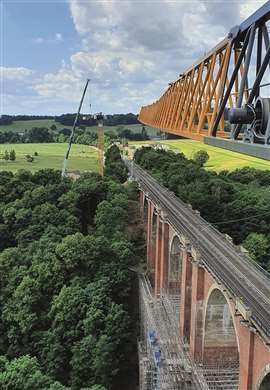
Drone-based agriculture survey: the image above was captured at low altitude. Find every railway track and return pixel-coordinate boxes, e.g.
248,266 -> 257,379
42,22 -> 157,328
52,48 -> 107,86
129,162 -> 270,341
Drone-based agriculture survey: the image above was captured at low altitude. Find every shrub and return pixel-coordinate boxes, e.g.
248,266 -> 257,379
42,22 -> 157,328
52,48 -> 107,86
9,150 -> 16,161
193,150 -> 209,166
3,151 -> 9,161
25,155 -> 34,163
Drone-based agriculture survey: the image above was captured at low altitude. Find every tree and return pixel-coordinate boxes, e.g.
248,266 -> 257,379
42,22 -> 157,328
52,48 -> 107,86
3,151 -> 9,161
59,128 -> 72,137
0,355 -> 68,390
0,167 -> 139,389
26,127 -> 53,143
193,150 -> 209,166
243,233 -> 270,267
104,145 -> 128,183
50,124 -> 57,131
9,150 -> 16,161
141,126 -> 149,140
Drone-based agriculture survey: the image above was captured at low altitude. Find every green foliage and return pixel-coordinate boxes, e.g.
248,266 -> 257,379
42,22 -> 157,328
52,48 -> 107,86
193,150 -> 209,166
0,168 -> 140,389
9,149 -> 16,161
26,127 -> 53,143
243,233 -> 270,267
135,146 -> 270,270
104,145 -> 128,183
0,355 -> 68,390
3,150 -> 9,160
25,154 -> 34,163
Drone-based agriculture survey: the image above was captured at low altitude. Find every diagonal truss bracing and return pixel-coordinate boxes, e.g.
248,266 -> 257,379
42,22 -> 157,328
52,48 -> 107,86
139,1 -> 270,143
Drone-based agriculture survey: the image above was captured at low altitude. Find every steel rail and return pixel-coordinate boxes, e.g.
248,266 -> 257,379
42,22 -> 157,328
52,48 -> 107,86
130,162 -> 270,339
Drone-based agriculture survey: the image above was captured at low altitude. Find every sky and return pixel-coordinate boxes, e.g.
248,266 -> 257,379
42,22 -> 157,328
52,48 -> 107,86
0,0 -> 267,115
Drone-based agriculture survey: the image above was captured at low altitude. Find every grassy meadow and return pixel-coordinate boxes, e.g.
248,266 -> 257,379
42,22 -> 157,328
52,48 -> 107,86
0,119 -> 158,136
2,119 -> 270,172
0,119 -> 58,133
0,143 -> 99,173
130,139 -> 270,172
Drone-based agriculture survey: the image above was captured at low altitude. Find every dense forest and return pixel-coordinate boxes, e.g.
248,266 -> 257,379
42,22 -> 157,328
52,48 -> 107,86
135,147 -> 270,270
0,146 -> 142,390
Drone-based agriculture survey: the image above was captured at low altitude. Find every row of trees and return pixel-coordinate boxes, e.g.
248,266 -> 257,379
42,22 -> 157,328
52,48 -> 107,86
0,115 -> 54,125
135,147 -> 270,270
0,125 -> 149,146
117,126 -> 149,141
0,155 -> 142,389
0,128 -> 54,144
0,114 -> 139,127
55,113 -> 139,127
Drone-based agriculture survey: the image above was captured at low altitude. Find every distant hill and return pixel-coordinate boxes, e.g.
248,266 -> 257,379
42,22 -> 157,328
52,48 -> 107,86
0,113 -> 139,128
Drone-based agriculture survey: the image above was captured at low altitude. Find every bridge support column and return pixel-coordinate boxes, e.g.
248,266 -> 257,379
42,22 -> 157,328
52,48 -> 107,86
189,263 -> 205,362
139,190 -> 144,207
146,202 -> 153,270
179,251 -> 192,343
160,221 -> 169,292
154,216 -> 162,296
238,323 -> 254,390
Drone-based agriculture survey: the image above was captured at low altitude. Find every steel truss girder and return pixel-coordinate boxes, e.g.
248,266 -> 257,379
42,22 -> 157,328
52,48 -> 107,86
139,1 -> 270,143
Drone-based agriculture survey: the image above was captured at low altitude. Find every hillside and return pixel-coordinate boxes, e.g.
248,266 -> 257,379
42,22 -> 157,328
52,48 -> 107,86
130,139 -> 270,171
0,143 -> 98,172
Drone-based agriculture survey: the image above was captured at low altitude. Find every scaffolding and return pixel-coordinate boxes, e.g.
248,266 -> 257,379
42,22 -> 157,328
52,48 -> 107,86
138,273 -> 239,390
138,273 -> 208,390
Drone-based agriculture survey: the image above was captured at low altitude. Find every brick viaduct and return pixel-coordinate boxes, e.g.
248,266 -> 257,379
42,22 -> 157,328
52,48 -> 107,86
140,190 -> 270,390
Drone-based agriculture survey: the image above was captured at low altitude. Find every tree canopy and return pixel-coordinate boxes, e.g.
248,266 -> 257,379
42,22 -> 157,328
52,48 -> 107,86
0,168 -> 142,389
135,146 -> 270,270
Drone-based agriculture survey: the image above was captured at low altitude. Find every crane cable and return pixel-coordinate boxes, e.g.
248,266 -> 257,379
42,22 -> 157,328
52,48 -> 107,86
61,79 -> 90,177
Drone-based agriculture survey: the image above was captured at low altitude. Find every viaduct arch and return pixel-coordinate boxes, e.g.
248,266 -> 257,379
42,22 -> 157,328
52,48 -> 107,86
140,191 -> 270,389
203,287 -> 239,367
257,370 -> 270,390
167,235 -> 183,296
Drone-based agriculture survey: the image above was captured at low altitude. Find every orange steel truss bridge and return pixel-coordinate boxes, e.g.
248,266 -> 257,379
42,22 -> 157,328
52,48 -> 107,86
139,1 -> 270,156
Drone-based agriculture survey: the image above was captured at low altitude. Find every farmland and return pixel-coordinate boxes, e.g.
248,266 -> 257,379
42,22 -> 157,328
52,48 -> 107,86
0,119 -> 158,136
0,143 -> 98,172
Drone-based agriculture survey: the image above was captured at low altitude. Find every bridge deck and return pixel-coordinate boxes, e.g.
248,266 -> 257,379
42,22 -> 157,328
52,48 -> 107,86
130,162 -> 270,341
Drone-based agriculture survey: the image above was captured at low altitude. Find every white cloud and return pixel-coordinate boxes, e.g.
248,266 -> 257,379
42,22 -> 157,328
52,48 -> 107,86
0,66 -> 33,80
48,0 -> 253,113
33,37 -> 45,44
240,0 -> 266,19
5,0 -> 268,114
32,33 -> 63,45
33,68 -> 82,102
55,33 -> 63,41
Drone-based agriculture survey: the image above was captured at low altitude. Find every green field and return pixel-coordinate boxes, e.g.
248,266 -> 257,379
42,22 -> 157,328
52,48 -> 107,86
0,119 -> 158,136
0,119 -> 59,133
131,139 -> 270,171
0,143 -> 98,173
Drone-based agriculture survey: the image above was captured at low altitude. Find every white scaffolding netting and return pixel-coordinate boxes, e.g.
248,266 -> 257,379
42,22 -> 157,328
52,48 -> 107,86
138,273 -> 239,390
